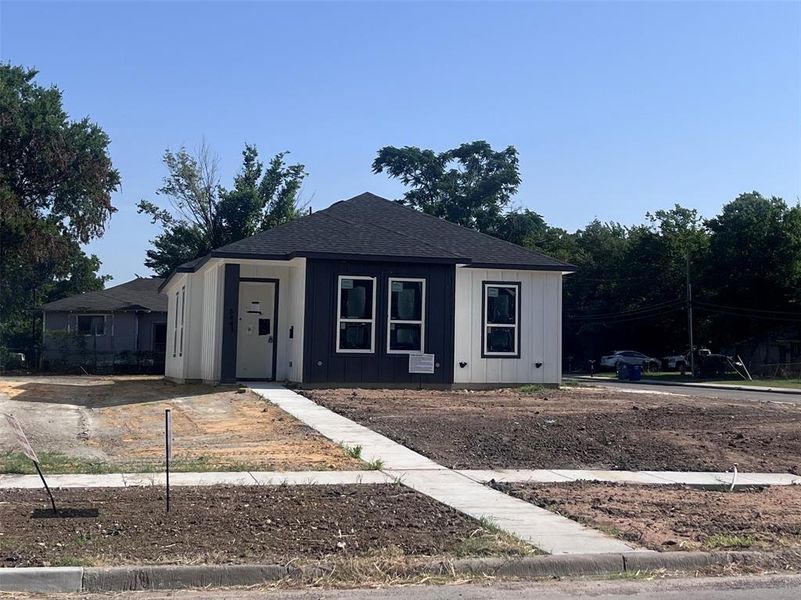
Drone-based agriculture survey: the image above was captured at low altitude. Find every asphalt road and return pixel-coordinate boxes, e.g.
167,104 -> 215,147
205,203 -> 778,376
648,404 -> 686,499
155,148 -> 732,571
568,377 -> 801,405
64,575 -> 801,599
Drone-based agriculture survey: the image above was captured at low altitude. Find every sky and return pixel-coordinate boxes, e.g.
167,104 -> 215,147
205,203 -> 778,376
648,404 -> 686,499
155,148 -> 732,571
2,0 -> 800,284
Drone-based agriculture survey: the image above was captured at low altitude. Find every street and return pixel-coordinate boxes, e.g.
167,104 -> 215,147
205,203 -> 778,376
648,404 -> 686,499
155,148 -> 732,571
66,575 -> 801,600
569,377 -> 801,406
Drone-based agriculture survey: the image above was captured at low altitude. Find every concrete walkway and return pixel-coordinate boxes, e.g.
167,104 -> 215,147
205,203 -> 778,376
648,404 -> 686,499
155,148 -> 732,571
249,384 -> 640,555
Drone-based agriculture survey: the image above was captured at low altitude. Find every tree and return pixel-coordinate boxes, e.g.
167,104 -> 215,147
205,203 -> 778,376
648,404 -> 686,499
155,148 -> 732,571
139,143 -> 307,276
372,141 -> 521,233
702,192 -> 801,344
0,64 -> 119,353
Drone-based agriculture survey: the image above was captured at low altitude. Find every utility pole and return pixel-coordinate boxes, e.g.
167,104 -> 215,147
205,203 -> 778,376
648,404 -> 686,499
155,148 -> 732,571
686,256 -> 695,377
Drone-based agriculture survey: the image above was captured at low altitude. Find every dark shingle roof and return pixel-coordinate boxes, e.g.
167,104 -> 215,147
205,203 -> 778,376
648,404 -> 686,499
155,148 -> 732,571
211,192 -> 573,270
40,277 -> 167,312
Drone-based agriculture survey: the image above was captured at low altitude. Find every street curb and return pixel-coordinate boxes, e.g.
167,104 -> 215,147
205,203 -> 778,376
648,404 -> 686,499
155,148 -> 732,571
565,376 -> 801,396
0,551 -> 766,593
0,566 -> 82,593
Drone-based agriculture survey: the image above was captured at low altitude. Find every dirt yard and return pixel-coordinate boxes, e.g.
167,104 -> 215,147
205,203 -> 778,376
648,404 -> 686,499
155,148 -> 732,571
305,387 -> 801,472
0,484 -> 525,567
0,376 -> 360,472
493,481 -> 801,552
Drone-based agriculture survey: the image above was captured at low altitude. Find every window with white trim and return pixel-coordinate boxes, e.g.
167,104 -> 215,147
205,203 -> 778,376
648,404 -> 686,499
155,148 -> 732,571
75,314 -> 107,336
172,291 -> 179,357
179,285 -> 186,357
483,282 -> 520,356
387,278 -> 425,353
336,276 -> 376,353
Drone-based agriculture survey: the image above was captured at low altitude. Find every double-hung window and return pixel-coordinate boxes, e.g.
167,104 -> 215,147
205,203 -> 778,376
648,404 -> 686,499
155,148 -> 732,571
387,278 -> 425,353
337,276 -> 376,353
482,282 -> 520,357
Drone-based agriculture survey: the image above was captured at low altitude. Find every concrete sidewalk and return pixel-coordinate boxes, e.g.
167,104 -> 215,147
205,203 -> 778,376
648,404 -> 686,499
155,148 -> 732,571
459,469 -> 801,487
4,467 -> 797,490
0,470 -> 393,489
249,384 -> 640,555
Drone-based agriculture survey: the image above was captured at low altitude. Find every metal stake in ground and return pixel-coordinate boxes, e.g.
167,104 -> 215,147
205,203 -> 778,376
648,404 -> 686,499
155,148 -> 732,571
3,413 -> 57,514
165,408 -> 172,513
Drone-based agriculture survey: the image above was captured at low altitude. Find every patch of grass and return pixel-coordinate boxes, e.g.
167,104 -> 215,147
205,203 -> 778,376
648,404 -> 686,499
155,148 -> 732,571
0,451 -> 111,475
518,384 -> 545,394
453,517 -> 539,557
343,445 -> 363,460
703,533 -> 755,550
365,458 -> 384,470
0,451 -> 304,475
593,522 -> 624,538
50,556 -> 95,567
0,535 -> 20,550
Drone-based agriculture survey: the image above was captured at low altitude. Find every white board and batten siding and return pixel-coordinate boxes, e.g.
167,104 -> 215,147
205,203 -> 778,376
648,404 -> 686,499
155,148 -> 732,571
163,272 -> 188,381
453,267 -> 563,385
164,258 -> 307,384
199,262 -> 224,383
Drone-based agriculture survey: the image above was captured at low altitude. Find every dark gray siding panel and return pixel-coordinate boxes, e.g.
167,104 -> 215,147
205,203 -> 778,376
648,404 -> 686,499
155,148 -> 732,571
220,263 -> 241,383
302,259 -> 455,385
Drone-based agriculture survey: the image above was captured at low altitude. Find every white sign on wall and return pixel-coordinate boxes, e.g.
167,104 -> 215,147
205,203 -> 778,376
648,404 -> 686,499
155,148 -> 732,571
4,413 -> 38,463
408,353 -> 435,374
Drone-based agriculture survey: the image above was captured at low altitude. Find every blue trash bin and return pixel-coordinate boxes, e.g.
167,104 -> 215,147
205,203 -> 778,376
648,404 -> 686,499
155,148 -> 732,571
629,364 -> 642,381
617,363 -> 629,380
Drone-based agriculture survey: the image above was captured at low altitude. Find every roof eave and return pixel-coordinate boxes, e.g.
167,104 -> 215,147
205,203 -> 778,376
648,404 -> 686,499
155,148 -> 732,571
464,262 -> 576,273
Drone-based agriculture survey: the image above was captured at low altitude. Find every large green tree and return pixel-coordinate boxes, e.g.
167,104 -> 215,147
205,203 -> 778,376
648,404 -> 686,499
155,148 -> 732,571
373,141 -> 521,234
0,64 -> 118,353
138,143 -> 307,276
702,192 -> 801,344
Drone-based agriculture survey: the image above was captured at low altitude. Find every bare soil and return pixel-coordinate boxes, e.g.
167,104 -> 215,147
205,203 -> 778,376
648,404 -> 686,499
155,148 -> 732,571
493,481 -> 801,552
305,387 -> 801,472
0,484 -> 500,567
0,376 -> 360,472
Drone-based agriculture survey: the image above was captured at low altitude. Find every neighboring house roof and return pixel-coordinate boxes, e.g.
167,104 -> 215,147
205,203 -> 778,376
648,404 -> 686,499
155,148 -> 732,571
163,192 -> 575,289
40,277 -> 167,313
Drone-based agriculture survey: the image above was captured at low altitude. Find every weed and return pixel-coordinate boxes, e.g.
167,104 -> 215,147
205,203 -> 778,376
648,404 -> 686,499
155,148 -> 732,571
50,556 -> 94,567
365,458 -> 384,470
518,384 -> 544,394
453,517 -> 539,557
703,533 -> 755,550
344,445 -> 363,460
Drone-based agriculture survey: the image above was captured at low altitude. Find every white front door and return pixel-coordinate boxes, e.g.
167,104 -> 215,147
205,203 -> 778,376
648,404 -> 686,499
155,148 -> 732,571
236,281 -> 276,380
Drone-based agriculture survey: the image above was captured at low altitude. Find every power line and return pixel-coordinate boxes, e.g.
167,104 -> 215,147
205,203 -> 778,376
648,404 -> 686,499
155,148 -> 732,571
695,301 -> 801,317
694,305 -> 801,322
568,298 -> 683,321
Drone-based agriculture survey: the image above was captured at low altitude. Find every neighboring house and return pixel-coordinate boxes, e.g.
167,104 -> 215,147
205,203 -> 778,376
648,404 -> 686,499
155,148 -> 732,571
161,193 -> 574,387
724,327 -> 801,378
40,277 -> 168,371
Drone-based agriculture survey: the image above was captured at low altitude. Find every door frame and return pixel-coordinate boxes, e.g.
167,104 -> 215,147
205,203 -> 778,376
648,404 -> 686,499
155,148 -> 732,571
237,277 -> 280,381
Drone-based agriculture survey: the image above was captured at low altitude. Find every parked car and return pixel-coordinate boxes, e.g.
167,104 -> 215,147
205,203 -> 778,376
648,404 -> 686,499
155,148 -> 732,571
600,350 -> 660,371
661,348 -> 710,372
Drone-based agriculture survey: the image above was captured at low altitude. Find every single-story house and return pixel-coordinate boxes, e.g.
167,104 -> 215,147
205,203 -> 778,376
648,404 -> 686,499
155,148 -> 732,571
40,277 -> 168,371
161,193 -> 574,387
